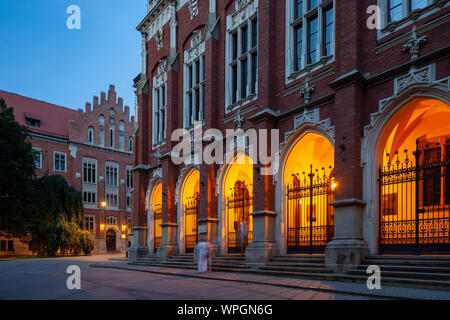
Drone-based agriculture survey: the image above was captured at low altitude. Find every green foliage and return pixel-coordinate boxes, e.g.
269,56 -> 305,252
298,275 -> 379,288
27,175 -> 94,256
0,98 -> 36,236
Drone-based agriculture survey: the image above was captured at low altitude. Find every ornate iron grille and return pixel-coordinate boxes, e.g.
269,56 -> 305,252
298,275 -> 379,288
184,194 -> 199,253
379,141 -> 450,254
286,165 -> 335,254
154,204 -> 162,252
226,181 -> 254,254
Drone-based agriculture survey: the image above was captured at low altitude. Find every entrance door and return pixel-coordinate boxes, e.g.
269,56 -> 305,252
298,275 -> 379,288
185,193 -> 199,254
286,165 -> 335,254
106,229 -> 116,252
227,181 -> 253,254
379,141 -> 450,254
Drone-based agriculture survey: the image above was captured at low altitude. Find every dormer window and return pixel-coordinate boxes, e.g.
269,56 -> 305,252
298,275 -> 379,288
24,113 -> 41,128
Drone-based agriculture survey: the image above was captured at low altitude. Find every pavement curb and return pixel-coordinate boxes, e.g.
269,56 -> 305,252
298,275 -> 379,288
90,263 -> 418,300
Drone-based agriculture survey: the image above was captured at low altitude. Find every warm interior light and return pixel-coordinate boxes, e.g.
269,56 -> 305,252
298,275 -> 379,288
121,234 -> 126,239
100,224 -> 105,231
331,179 -> 337,191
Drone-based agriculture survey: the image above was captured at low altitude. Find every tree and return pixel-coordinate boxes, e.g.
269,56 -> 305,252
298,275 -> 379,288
0,98 -> 36,237
27,175 -> 94,256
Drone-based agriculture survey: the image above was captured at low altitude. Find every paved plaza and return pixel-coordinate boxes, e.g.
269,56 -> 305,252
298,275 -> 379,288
0,255 -> 449,300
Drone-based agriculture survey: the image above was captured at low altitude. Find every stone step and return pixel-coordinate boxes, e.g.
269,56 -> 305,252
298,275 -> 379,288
348,268 -> 450,281
260,265 -> 333,274
357,264 -> 450,274
366,255 -> 450,261
212,263 -> 252,270
363,259 -> 450,268
214,255 -> 246,261
271,257 -> 325,264
266,262 -> 327,268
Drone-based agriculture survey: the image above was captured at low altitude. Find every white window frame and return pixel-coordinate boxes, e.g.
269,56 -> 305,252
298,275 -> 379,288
285,0 -> 335,84
82,158 -> 97,184
105,162 -> 119,187
183,30 -> 206,128
53,152 -> 66,173
32,148 -> 42,169
378,0 -> 447,38
83,191 -> 97,205
152,63 -> 168,147
225,0 -> 259,113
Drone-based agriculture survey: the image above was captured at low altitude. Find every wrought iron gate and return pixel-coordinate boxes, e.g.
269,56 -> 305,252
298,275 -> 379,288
184,194 -> 199,253
226,181 -> 253,254
154,204 -> 162,253
287,166 -> 335,254
379,142 -> 450,254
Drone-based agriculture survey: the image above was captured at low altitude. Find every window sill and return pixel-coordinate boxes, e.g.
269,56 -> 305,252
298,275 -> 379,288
288,55 -> 334,82
379,1 -> 448,39
226,94 -> 257,113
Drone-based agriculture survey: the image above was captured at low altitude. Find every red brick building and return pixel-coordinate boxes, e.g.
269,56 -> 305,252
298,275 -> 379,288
130,0 -> 449,269
0,85 -> 135,255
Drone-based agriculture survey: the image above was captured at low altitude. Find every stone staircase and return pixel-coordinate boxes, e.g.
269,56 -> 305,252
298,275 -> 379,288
131,253 -> 450,290
347,255 -> 450,290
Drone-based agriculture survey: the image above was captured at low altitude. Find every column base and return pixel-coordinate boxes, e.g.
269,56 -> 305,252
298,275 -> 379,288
325,239 -> 369,273
156,245 -> 178,263
128,245 -> 149,263
246,241 -> 278,264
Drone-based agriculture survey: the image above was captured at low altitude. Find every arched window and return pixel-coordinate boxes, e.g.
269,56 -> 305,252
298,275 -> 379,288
129,137 -> 133,152
119,121 -> 125,151
88,127 -> 94,144
109,127 -> 115,148
98,115 -> 105,147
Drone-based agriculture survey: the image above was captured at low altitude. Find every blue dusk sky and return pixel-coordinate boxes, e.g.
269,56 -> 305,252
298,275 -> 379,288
0,0 -> 148,114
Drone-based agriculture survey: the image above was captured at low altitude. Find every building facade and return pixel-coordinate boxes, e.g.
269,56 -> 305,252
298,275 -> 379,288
0,85 -> 135,255
130,0 -> 450,269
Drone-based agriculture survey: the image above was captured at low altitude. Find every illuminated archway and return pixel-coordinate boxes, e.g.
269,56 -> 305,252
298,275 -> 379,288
218,153 -> 254,254
376,98 -> 450,254
177,169 -> 200,254
149,181 -> 163,253
281,131 -> 335,254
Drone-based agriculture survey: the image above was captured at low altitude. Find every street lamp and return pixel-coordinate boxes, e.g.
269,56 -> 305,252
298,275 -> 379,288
100,201 -> 108,231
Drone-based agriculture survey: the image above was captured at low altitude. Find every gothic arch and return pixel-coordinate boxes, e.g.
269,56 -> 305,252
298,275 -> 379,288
361,77 -> 450,254
275,125 -> 336,255
175,165 -> 200,254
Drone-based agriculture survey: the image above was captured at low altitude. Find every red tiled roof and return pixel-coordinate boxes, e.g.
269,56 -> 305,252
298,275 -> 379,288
0,90 -> 77,139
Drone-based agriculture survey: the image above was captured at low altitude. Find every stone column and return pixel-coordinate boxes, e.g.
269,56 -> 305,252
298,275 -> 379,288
195,164 -> 219,262
156,157 -> 179,262
128,226 -> 148,263
326,76 -> 369,273
246,121 -> 279,264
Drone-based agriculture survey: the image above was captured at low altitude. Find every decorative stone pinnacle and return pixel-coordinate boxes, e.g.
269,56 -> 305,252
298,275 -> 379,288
403,26 -> 427,61
234,109 -> 245,129
300,78 -> 315,104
